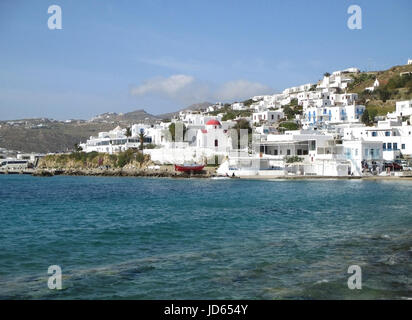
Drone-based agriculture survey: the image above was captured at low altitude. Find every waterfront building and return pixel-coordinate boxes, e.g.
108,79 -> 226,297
196,119 -> 233,152
80,125 -> 153,154
342,117 -> 412,161
218,128 -> 383,177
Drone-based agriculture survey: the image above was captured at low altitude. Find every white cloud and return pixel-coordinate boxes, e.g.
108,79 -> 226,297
130,74 -> 272,105
130,74 -> 195,96
216,80 -> 271,101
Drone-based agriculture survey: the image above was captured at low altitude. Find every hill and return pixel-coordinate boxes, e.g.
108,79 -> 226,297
348,64 -> 412,116
90,109 -> 160,123
0,108 -> 160,153
157,102 -> 212,120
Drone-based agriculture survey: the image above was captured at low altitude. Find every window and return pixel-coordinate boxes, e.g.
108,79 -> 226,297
274,149 -> 278,156
402,144 -> 406,150
214,139 -> 218,147
287,149 -> 291,156
372,131 -> 377,137
387,143 -> 392,150
385,131 -> 390,136
310,140 -> 316,151
393,143 -> 398,150
365,149 -> 369,157
383,143 -> 386,150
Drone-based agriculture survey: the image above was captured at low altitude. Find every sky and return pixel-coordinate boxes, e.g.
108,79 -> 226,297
0,0 -> 411,120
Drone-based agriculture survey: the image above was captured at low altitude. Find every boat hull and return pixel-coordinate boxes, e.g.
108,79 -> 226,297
174,164 -> 205,172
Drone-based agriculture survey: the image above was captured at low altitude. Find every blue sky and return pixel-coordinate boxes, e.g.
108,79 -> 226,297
0,0 -> 411,120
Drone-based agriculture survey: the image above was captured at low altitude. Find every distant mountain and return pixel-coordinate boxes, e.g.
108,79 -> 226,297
0,109 -> 161,153
90,109 -> 160,124
157,102 -> 212,120
0,120 -> 116,153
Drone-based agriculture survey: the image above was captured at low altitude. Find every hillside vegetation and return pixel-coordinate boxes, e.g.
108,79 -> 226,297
348,64 -> 412,116
38,150 -> 152,169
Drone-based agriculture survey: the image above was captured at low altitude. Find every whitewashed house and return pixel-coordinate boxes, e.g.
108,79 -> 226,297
342,117 -> 412,161
252,110 -> 285,125
387,100 -> 412,118
80,126 -> 152,154
232,102 -> 247,111
196,119 -> 232,153
302,104 -> 365,127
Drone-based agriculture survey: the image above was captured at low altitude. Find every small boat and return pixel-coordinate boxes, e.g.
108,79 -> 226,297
174,163 -> 205,172
211,176 -> 230,180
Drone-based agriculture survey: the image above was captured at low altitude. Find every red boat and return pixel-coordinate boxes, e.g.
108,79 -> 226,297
174,164 -> 205,172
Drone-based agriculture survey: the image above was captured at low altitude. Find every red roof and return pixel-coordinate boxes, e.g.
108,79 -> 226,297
206,119 -> 221,126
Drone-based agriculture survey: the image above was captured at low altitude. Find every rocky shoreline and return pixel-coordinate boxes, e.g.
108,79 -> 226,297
3,166 -> 412,180
31,166 -> 216,179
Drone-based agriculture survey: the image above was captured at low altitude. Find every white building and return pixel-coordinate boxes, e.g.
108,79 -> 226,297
317,73 -> 354,91
342,117 -> 412,161
303,104 -> 365,127
80,125 -> 154,154
342,140 -> 383,175
365,79 -> 380,92
252,110 -> 284,125
196,119 -> 232,153
232,102 -> 247,111
178,111 -> 221,126
219,129 -> 382,177
387,100 -> 412,118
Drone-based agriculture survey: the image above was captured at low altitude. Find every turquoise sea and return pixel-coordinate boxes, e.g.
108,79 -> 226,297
0,175 -> 411,299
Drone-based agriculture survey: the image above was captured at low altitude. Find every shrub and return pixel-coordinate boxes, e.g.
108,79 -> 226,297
279,122 -> 299,130
116,149 -> 135,167
222,112 -> 236,121
361,109 -> 370,125
285,156 -> 303,163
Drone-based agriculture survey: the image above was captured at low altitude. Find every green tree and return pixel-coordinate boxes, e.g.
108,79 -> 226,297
168,123 -> 187,142
222,112 -> 236,121
242,98 -> 255,106
361,109 -> 370,125
377,88 -> 391,102
368,108 -> 378,123
279,121 -> 299,130
74,143 -> 83,152
138,130 -> 145,151
125,127 -> 132,137
231,119 -> 252,149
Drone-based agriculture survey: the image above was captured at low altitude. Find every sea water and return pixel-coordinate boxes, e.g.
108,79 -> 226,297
0,175 -> 411,299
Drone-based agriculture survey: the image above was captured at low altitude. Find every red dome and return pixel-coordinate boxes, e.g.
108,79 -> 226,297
206,119 -> 221,126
